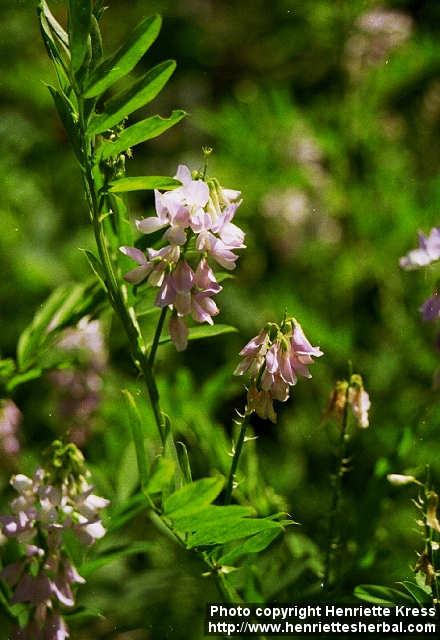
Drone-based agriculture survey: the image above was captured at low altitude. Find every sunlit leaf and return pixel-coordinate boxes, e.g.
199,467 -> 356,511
171,505 -> 254,532
109,176 -> 181,192
163,476 -> 224,518
100,110 -> 186,159
88,60 -> 176,134
83,14 -> 162,98
146,457 -> 176,494
187,516 -> 281,548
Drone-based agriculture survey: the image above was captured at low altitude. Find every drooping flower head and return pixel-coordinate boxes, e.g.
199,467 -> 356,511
234,316 -> 323,423
120,163 -> 245,351
0,440 -> 109,639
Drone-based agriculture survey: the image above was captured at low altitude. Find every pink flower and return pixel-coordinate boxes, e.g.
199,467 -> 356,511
0,451 -> 108,640
235,318 -> 323,421
162,259 -> 222,350
400,228 -> 440,270
120,244 -> 180,286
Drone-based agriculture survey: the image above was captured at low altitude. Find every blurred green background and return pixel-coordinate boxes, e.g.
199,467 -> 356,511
1,0 -> 440,638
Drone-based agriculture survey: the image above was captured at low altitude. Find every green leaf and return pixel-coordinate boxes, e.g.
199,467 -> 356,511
41,1 -> 69,48
88,60 -> 176,134
17,286 -> 68,370
38,4 -> 68,67
116,440 -> 139,502
47,85 -> 82,161
146,457 -> 176,494
398,580 -> 432,605
80,542 -> 153,578
7,368 -> 43,393
187,516 -> 281,548
176,441 -> 192,484
354,585 -> 413,605
122,390 -> 149,490
100,110 -> 186,160
0,358 -> 16,383
171,505 -> 255,533
163,476 -> 224,518
159,324 -> 238,346
109,176 -> 181,192
83,14 -> 162,98
81,249 -> 107,288
90,14 -> 103,69
218,528 -> 282,565
68,0 -> 92,72
16,281 -> 105,370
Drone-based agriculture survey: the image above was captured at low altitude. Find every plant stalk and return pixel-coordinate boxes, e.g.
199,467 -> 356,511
224,413 -> 249,505
322,384 -> 350,591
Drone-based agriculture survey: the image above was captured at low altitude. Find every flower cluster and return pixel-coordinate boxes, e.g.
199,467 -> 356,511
400,227 -> 440,321
120,164 -> 245,351
234,318 -> 323,423
328,374 -> 371,428
0,441 -> 109,639
0,399 -> 21,465
48,318 -> 107,445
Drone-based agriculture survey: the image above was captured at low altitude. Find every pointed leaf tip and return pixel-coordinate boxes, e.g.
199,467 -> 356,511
83,14 -> 163,98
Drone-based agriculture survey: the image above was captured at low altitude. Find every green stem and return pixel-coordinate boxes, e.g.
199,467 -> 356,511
224,414 -> 249,505
322,384 -> 350,591
76,97 -> 167,446
149,307 -> 168,367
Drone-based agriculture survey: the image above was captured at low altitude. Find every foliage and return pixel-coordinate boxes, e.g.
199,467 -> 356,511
1,0 -> 440,638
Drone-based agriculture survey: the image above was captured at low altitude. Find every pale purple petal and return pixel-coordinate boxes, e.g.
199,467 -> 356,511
173,261 -> 195,293
420,293 -> 440,321
265,344 -> 279,374
164,226 -> 187,246
123,264 -> 153,285
291,324 -> 323,358
119,246 -> 147,265
155,275 -> 176,308
135,217 -> 168,234
239,330 -> 268,357
185,180 -> 210,207
174,292 -> 192,316
175,164 -> 192,185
